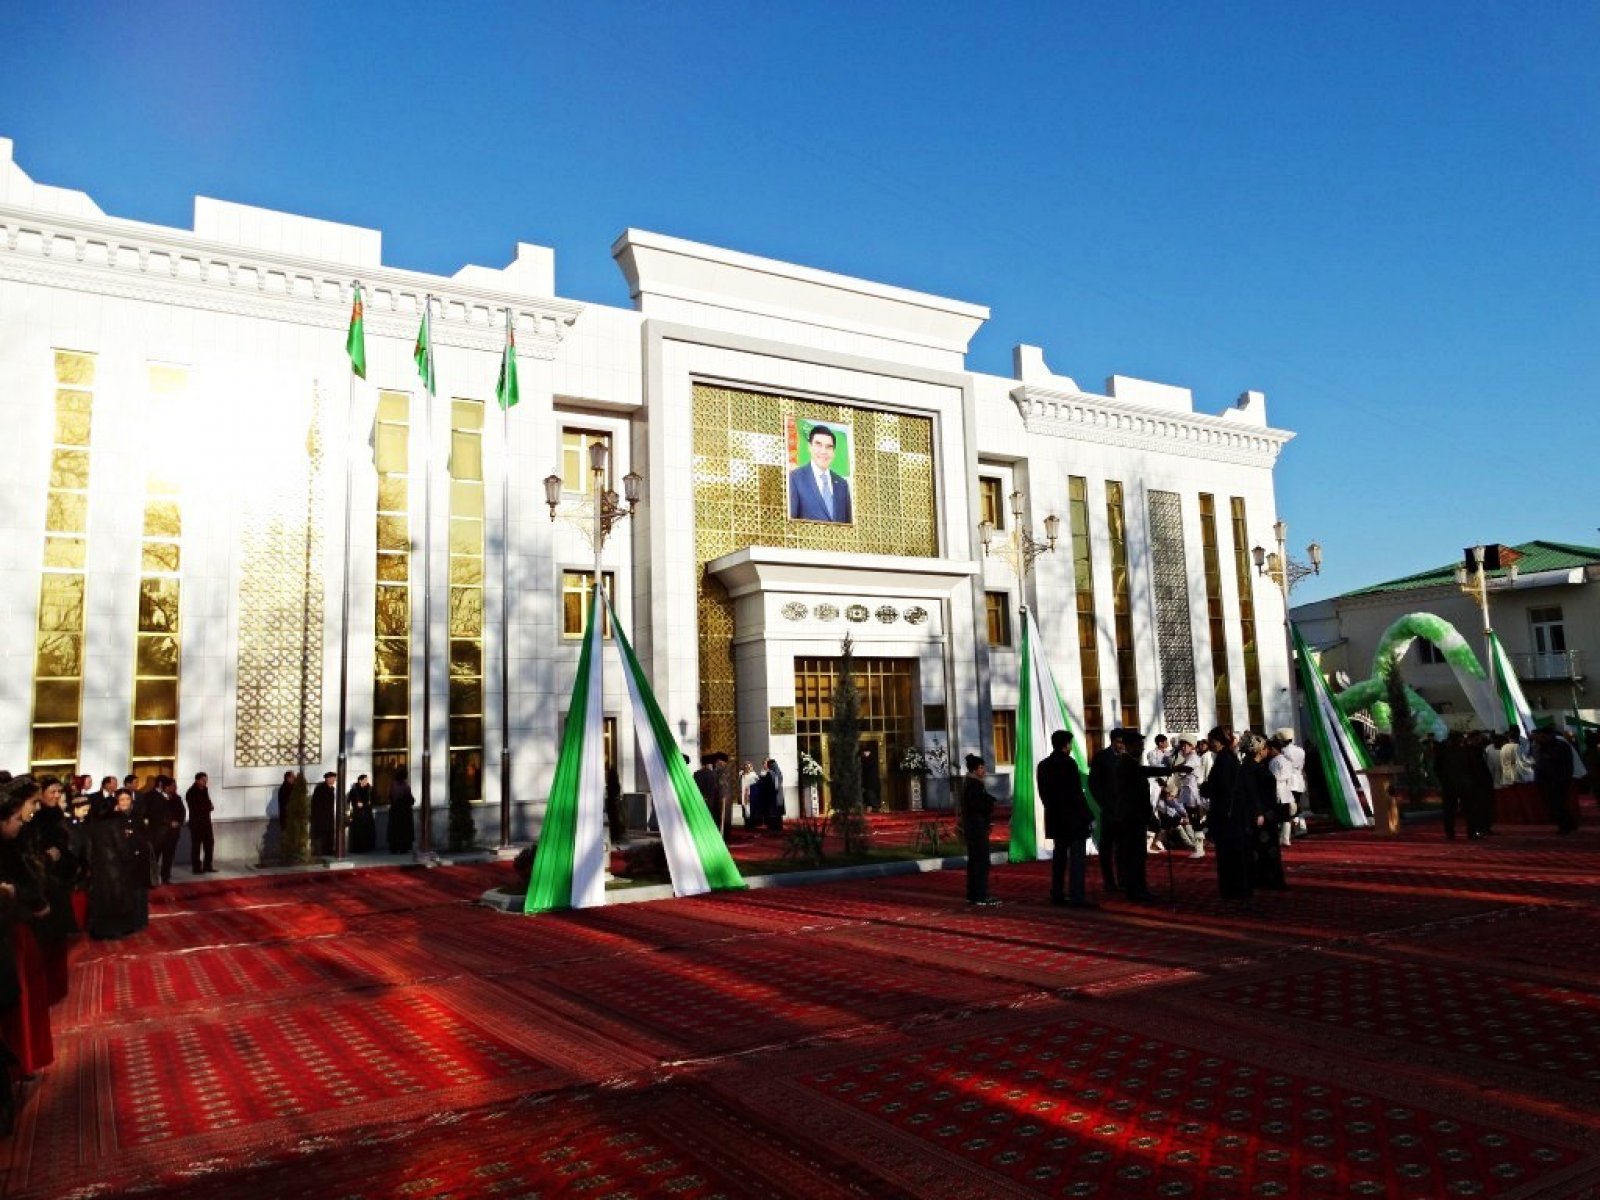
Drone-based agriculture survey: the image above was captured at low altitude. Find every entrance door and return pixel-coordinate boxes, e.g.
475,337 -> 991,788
794,655 -> 916,811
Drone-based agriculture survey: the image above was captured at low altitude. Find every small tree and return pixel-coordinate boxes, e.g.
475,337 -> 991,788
281,771 -> 311,865
828,633 -> 868,854
1383,664 -> 1430,807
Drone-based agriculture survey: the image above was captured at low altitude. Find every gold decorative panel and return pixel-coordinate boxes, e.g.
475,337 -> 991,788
1068,477 -> 1104,752
693,384 -> 937,756
132,364 -> 187,785
448,398 -> 485,807
1198,495 -> 1232,728
233,387 -> 326,767
1229,496 -> 1265,733
1105,481 -> 1139,731
371,390 -> 411,800
30,351 -> 96,775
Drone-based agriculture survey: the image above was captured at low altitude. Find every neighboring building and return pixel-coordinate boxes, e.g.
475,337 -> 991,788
1294,542 -> 1599,732
0,136 -> 1297,854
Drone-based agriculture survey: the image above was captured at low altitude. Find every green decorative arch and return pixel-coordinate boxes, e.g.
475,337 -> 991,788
1333,612 -> 1493,740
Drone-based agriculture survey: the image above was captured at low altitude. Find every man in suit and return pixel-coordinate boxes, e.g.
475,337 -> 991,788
1088,731 -> 1124,893
788,423 -> 853,523
185,772 -> 216,873
1038,729 -> 1094,908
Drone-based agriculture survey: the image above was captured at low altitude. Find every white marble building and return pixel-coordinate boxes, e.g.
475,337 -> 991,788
0,136 -> 1295,856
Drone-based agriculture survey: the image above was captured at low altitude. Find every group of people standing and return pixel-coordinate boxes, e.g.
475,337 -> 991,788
959,725 -> 1308,910
271,769 -> 416,858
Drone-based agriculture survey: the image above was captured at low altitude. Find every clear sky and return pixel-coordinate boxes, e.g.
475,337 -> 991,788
3,0 -> 1595,602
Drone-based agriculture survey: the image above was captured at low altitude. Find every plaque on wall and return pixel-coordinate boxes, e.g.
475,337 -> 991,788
769,706 -> 797,735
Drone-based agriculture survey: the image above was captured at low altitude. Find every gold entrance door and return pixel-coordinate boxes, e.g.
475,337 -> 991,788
794,656 -> 916,811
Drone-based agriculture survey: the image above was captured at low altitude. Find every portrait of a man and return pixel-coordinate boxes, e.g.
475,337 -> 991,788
786,418 -> 854,524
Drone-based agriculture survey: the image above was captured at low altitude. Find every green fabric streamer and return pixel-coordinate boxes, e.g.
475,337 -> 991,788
1009,612 -> 1038,863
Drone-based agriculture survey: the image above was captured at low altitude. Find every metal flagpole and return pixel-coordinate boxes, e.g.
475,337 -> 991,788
420,295 -> 435,855
499,355 -> 513,848
334,283 -> 361,860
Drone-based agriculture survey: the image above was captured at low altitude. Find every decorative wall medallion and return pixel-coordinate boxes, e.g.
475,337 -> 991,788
875,605 -> 898,624
815,603 -> 840,621
781,601 -> 809,621
904,606 -> 929,626
845,604 -> 870,623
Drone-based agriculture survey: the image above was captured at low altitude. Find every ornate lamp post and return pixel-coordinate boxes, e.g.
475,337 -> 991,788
1253,520 -> 1322,734
1455,544 -> 1518,720
978,488 -> 1060,583
543,439 -> 643,824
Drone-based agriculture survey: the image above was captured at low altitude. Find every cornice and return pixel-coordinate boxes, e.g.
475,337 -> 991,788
1010,382 -> 1294,468
0,203 -> 583,360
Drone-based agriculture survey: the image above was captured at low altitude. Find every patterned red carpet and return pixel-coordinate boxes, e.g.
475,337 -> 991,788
7,822 -> 1600,1198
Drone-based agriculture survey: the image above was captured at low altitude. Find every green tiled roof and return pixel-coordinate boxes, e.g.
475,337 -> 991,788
1345,541 -> 1600,597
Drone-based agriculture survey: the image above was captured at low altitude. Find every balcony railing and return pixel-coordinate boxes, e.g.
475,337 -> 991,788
1509,650 -> 1584,681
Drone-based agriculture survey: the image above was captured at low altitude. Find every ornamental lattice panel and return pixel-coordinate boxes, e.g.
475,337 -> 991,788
233,392 -> 327,767
1147,489 -> 1199,732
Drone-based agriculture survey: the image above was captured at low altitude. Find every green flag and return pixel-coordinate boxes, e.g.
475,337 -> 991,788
414,303 -> 436,396
497,311 -> 520,410
345,286 -> 366,379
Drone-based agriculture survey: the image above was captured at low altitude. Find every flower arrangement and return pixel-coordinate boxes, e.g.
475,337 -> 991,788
922,742 -> 952,778
898,746 -> 932,775
798,749 -> 825,780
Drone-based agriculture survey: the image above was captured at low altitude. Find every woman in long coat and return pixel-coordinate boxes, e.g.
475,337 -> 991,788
88,789 -> 148,940
386,771 -> 416,855
347,775 -> 376,854
0,780 -> 54,1078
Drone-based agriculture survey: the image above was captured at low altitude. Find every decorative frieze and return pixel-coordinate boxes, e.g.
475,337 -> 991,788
1012,384 -> 1291,468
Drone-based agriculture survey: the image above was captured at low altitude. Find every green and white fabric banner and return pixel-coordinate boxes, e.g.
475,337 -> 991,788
1009,607 -> 1095,863
601,588 -> 744,897
525,590 -> 608,912
1488,630 -> 1536,739
1292,622 -> 1372,828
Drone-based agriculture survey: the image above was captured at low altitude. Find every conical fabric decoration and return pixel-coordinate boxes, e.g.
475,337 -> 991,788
1292,622 -> 1372,829
525,590 -> 608,912
1010,608 -> 1096,862
601,588 -> 745,896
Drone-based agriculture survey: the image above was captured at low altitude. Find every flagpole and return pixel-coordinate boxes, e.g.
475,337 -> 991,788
335,281 -> 362,861
420,295 -> 435,856
499,313 -> 513,849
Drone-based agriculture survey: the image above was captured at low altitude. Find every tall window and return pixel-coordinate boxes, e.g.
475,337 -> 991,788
1068,477 -> 1104,751
560,429 -> 611,495
991,709 -> 1017,766
985,591 -> 1013,647
561,571 -> 616,638
1198,495 -> 1231,726
372,390 -> 412,802
31,350 -> 96,776
1229,497 -> 1265,733
131,364 -> 187,786
978,476 -> 1005,529
448,398 -> 485,807
1105,481 -> 1139,731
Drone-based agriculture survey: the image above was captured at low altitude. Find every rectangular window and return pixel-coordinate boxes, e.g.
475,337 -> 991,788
131,364 -> 187,786
1529,606 -> 1566,655
448,398 -> 485,809
978,476 -> 1005,530
560,428 -> 612,495
1198,494 -> 1231,725
1068,477 -> 1104,752
985,591 -> 1013,648
32,350 -> 96,776
1229,497 -> 1265,733
372,390 -> 412,803
562,570 -> 616,638
992,709 -> 1017,766
1106,481 -> 1139,731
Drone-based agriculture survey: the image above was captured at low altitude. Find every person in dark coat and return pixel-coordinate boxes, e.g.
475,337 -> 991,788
346,775 -> 376,854
1038,729 -> 1094,907
1203,727 -> 1252,902
860,746 -> 882,813
148,777 -> 186,884
1463,731 -> 1496,839
1087,731 -> 1124,893
25,778 -> 81,1005
387,771 -> 416,855
1532,728 -> 1577,834
185,772 -> 216,873
1433,732 -> 1472,840
311,772 -> 338,857
961,754 -> 998,906
1113,731 -> 1183,903
1232,733 -> 1277,899
0,779 -> 55,1078
88,789 -> 148,940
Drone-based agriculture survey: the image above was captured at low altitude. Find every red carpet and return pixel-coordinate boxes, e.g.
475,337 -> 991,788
7,822 -> 1600,1197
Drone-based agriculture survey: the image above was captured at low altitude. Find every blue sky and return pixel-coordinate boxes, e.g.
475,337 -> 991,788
3,0 -> 1595,601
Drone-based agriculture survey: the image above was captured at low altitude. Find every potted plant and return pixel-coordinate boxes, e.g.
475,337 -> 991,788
898,745 -> 931,810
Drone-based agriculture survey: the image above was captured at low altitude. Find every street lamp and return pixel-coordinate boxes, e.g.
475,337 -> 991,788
543,438 -> 644,836
978,489 -> 1060,582
1455,544 -> 1518,720
1254,520 -> 1323,736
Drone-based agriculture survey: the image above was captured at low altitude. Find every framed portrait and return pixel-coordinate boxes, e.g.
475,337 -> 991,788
785,415 -> 855,525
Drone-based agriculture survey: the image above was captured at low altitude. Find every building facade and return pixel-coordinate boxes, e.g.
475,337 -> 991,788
0,137 -> 1296,853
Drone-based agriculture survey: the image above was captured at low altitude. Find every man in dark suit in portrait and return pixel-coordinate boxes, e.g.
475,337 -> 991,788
788,423 -> 853,523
